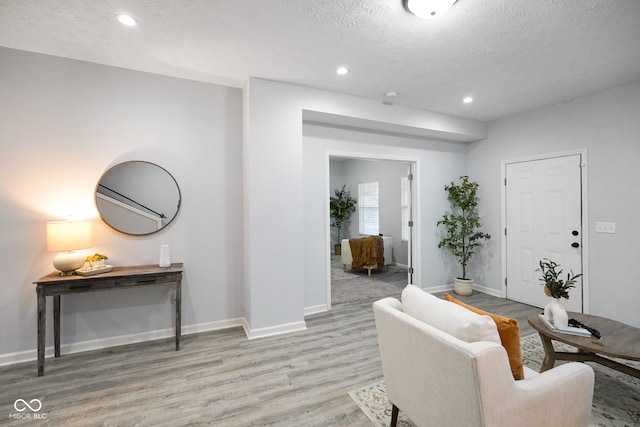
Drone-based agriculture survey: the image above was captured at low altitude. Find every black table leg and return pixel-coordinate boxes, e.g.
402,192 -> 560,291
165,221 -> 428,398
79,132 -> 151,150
37,287 -> 45,376
54,295 -> 61,357
175,278 -> 181,351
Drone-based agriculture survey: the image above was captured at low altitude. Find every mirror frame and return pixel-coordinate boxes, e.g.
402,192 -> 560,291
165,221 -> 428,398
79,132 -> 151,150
95,161 -> 182,236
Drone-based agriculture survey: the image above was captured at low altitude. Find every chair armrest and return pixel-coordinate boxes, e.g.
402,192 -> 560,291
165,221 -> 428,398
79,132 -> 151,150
483,362 -> 594,427
376,297 -> 402,311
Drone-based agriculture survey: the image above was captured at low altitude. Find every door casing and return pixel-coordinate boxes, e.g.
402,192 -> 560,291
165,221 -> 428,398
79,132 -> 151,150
500,149 -> 589,313
325,150 -> 420,310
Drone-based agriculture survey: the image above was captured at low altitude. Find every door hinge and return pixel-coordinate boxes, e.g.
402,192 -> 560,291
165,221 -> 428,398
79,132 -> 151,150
407,173 -> 413,181
408,220 -> 414,227
408,267 -> 414,274
505,278 -> 508,287
504,178 -> 507,186
504,228 -> 507,236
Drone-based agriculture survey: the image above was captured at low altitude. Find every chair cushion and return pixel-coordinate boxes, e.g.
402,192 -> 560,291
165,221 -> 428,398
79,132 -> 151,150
401,285 -> 501,344
445,293 -> 525,380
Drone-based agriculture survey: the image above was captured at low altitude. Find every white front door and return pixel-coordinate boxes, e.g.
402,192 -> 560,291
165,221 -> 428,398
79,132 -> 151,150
505,154 -> 583,311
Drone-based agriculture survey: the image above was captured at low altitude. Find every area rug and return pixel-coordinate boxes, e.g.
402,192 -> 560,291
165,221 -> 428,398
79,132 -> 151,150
349,333 -> 640,427
331,255 -> 408,304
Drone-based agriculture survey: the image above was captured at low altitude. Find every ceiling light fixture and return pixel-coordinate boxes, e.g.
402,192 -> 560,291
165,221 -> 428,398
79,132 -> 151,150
117,14 -> 138,26
336,66 -> 349,75
463,96 -> 473,103
403,0 -> 457,19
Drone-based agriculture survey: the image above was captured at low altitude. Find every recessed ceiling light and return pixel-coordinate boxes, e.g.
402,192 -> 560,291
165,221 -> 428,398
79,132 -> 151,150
403,0 -> 457,19
117,14 -> 138,26
336,67 -> 349,75
463,97 -> 474,103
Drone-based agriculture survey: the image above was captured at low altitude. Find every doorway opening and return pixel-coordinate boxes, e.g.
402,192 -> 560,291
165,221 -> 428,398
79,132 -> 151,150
327,155 -> 418,308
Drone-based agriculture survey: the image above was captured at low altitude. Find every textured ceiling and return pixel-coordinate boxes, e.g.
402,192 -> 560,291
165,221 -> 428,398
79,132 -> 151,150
1,0 -> 640,121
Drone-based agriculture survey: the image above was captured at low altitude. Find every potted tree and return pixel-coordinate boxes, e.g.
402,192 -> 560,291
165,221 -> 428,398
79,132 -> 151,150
437,176 -> 491,295
330,185 -> 357,255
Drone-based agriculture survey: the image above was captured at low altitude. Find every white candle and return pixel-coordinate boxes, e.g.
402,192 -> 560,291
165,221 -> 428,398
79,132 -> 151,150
159,245 -> 171,267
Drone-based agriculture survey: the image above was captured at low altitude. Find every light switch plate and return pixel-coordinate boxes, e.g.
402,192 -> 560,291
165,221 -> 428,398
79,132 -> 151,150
595,221 -> 616,234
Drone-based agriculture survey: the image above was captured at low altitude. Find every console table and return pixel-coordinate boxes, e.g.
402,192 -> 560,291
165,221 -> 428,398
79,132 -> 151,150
34,263 -> 183,376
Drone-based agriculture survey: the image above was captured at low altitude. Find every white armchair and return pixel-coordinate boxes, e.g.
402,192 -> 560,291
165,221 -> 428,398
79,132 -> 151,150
373,287 -> 595,427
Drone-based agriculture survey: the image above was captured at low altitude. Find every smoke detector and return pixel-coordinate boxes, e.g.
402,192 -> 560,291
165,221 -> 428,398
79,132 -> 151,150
383,91 -> 398,105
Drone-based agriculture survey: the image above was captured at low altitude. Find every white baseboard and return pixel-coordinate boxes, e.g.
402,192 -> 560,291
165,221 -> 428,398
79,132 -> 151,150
182,317 -> 246,335
472,284 -> 503,298
0,348 -> 39,368
0,317 -> 246,368
420,284 -> 454,293
304,304 -> 328,316
243,320 -> 307,340
420,283 -> 502,298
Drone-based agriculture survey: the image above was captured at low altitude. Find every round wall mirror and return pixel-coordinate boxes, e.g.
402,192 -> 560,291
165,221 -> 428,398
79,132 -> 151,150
95,161 -> 181,235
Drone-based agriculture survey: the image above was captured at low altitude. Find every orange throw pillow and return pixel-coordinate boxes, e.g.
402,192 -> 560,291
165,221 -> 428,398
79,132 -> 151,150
444,293 -> 525,380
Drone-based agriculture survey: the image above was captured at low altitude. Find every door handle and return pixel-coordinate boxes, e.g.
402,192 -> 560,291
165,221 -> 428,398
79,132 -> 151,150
571,242 -> 580,248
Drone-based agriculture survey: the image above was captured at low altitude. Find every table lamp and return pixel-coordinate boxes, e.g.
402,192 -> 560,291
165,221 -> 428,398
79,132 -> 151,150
46,220 -> 93,275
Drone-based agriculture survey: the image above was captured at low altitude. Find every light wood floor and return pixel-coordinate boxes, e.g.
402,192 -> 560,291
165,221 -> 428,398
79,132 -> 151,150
0,291 -> 538,426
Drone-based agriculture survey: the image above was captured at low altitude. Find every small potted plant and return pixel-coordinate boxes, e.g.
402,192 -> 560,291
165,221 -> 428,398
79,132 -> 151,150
437,176 -> 491,295
537,258 -> 582,327
330,185 -> 357,255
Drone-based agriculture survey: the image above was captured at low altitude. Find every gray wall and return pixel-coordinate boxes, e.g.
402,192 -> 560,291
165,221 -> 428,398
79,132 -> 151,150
468,80 -> 640,328
0,47 -> 244,359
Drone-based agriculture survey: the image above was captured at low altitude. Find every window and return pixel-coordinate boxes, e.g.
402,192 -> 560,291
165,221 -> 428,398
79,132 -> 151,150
401,176 -> 410,241
358,180 -> 379,235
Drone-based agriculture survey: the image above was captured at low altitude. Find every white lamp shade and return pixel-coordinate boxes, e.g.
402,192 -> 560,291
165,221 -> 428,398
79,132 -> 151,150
46,220 -> 93,252
404,0 -> 457,19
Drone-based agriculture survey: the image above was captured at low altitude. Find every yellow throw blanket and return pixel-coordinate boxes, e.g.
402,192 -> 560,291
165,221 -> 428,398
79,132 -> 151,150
349,236 -> 384,271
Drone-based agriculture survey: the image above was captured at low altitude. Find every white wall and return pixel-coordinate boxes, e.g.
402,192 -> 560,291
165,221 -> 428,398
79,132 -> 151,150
467,81 -> 640,328
0,47 -> 244,361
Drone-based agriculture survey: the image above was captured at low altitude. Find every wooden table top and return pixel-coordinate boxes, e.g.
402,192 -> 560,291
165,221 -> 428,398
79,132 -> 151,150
528,311 -> 640,362
34,263 -> 184,284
